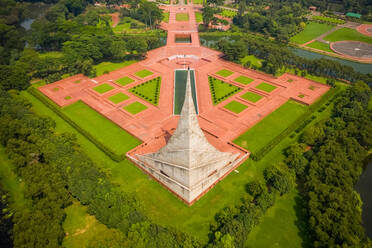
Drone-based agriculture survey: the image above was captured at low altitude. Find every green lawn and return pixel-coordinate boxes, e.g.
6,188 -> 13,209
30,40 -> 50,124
20,85 -> 341,246
92,83 -> 115,94
108,92 -> 129,104
195,12 -> 203,23
63,201 -> 113,248
224,100 -> 248,113
241,91 -> 263,103
192,0 -> 203,4
234,100 -> 307,153
176,13 -> 189,21
306,41 -> 334,53
0,146 -> 28,210
93,61 -> 136,76
39,51 -> 64,59
245,189 -> 311,248
63,101 -> 141,154
123,101 -> 148,114
112,22 -> 130,32
216,69 -> 234,77
163,12 -> 169,23
234,75 -> 254,85
240,55 -> 263,68
209,76 -> 242,105
220,9 -> 237,18
115,76 -> 135,86
290,22 -> 334,44
324,27 -> 372,44
255,82 -> 277,93
135,69 -> 153,78
129,77 -> 161,106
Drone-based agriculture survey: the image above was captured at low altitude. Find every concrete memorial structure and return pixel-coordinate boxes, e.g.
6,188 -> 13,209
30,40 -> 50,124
135,70 -> 240,204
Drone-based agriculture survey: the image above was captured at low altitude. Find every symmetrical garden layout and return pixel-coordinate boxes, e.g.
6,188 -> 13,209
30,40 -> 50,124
39,4 -> 330,203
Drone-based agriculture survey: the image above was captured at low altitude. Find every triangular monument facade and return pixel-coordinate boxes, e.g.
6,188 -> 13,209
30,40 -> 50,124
136,70 -> 240,204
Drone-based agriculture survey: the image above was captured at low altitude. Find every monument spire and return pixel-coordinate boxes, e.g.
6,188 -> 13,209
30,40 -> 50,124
136,69 -> 239,203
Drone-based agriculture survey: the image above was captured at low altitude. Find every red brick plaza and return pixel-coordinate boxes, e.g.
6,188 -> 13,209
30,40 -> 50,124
39,4 -> 330,164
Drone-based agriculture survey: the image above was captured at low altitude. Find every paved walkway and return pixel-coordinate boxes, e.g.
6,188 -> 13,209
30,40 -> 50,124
39,3 -> 330,159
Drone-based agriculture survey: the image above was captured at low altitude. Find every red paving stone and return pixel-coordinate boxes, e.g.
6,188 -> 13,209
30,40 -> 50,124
39,3 -> 330,170
356,24 -> 372,37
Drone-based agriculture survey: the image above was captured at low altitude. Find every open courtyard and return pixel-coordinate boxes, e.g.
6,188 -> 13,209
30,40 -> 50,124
38,4 -> 330,204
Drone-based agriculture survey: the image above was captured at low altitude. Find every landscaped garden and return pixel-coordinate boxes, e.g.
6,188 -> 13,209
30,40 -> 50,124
123,101 -> 148,114
208,76 -> 242,105
224,100 -> 248,114
290,22 -> 334,44
255,82 -> 277,93
176,13 -> 189,21
93,83 -> 115,94
241,91 -> 263,103
129,77 -> 161,105
234,75 -> 254,85
108,92 -> 129,104
306,41 -> 334,53
116,76 -> 135,86
216,68 -> 234,77
93,61 -> 136,76
234,100 -> 307,153
195,12 -> 203,22
324,27 -> 372,44
135,69 -> 154,78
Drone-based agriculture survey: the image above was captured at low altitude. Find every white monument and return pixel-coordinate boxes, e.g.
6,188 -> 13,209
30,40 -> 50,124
136,70 -> 240,204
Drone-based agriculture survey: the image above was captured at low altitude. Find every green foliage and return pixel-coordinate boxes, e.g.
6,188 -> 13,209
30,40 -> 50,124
312,15 -> 345,24
290,82 -> 372,247
129,77 -> 161,106
263,164 -> 295,195
208,76 -> 242,105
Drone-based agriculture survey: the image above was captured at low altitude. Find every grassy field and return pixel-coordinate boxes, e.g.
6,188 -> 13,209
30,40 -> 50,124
112,17 -> 146,33
312,15 -> 345,24
290,22 -> 334,44
255,82 -> 277,93
195,12 -> 203,23
123,101 -> 148,114
93,83 -> 115,94
129,77 -> 161,105
306,41 -> 334,53
234,75 -> 254,85
163,12 -> 169,23
63,101 -> 141,154
245,189 -> 311,248
240,55 -> 263,68
63,201 -> 113,248
224,100 -> 248,113
19,84 -> 342,246
234,100 -> 307,153
220,9 -> 237,18
192,0 -> 203,4
135,69 -> 153,78
324,27 -> 372,44
93,61 -> 136,76
116,76 -> 135,86
176,13 -> 189,21
216,69 -> 234,77
108,92 -> 129,104
241,91 -> 263,103
209,76 -> 241,105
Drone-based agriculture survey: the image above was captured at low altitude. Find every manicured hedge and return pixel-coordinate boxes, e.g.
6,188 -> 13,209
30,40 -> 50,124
27,87 -> 126,162
251,86 -> 342,161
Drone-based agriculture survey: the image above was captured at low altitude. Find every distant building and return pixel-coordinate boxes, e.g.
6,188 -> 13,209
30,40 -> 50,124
135,70 -> 241,204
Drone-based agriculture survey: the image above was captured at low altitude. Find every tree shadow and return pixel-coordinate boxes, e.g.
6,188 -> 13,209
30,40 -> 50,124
294,194 -> 312,248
